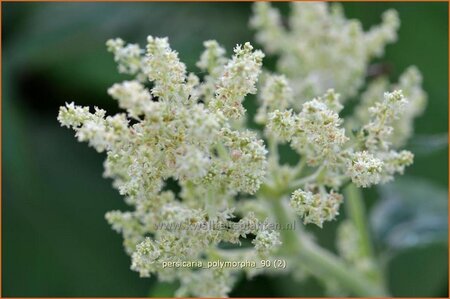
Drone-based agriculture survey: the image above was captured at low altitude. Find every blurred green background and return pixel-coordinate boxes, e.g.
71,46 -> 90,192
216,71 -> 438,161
2,2 -> 448,297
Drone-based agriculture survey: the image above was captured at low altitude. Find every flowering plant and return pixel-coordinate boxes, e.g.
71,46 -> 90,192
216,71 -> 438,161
58,3 -> 426,297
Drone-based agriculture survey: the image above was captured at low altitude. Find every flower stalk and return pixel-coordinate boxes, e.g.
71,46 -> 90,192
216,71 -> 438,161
264,187 -> 388,297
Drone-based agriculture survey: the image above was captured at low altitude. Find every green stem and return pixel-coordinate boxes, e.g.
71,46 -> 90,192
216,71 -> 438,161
344,183 -> 386,286
266,195 -> 388,297
288,165 -> 326,192
293,156 -> 307,177
216,142 -> 229,160
267,137 -> 279,162
344,183 -> 374,261
288,173 -> 317,190
298,239 -> 388,297
266,197 -> 300,255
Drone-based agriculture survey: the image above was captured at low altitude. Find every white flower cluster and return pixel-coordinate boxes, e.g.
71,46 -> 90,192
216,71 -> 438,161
347,151 -> 383,188
58,3 -> 426,297
58,103 -> 128,153
107,81 -> 152,119
290,189 -> 343,228
255,74 -> 293,124
351,66 -> 427,148
59,36 -> 280,297
268,89 -> 348,164
250,2 -> 400,104
253,3 -> 423,227
106,38 -> 146,81
267,88 -> 415,225
209,42 -> 264,119
252,230 -> 282,256
196,40 -> 227,103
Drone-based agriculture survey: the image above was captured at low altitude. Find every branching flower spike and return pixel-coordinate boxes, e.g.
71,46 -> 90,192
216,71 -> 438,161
58,3 -> 426,297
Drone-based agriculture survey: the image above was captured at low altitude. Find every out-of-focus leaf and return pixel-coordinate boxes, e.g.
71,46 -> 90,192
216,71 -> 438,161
387,243 -> 448,297
268,274 -> 325,297
371,178 -> 448,296
409,133 -> 448,156
148,281 -> 177,297
370,177 -> 448,251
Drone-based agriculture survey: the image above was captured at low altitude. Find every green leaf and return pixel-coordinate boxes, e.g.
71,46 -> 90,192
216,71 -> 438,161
371,176 -> 447,250
387,243 -> 448,297
409,133 -> 448,156
370,177 -> 448,296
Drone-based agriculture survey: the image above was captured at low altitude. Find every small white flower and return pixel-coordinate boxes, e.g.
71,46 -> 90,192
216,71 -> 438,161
252,230 -> 282,256
106,38 -> 146,81
131,237 -> 161,277
290,189 -> 343,227
255,74 -> 293,124
347,151 -> 383,188
364,90 -> 408,151
108,80 -> 152,119
266,109 -> 296,142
